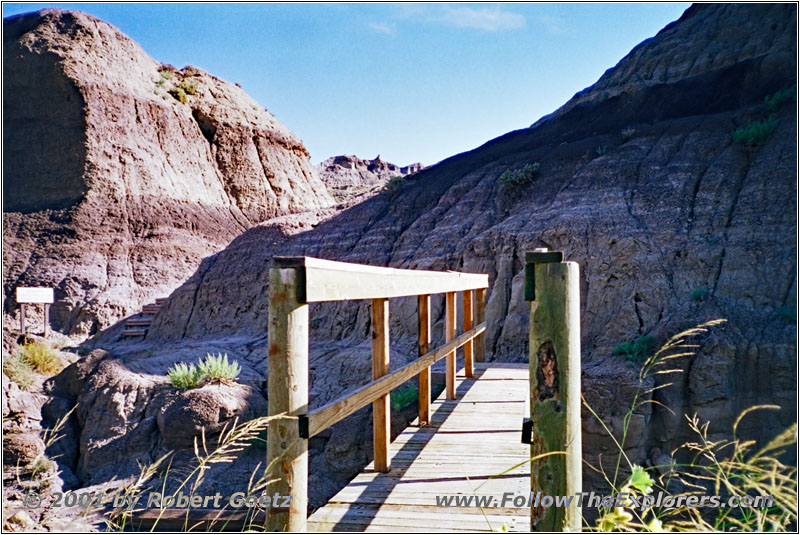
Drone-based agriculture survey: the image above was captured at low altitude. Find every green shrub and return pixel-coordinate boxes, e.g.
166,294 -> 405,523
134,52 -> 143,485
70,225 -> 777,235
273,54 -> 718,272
612,335 -> 654,363
386,176 -> 405,193
733,118 -> 779,147
778,305 -> 796,323
499,162 -> 540,188
390,383 -> 418,411
168,87 -> 188,104
621,127 -> 635,140
179,79 -> 197,95
197,353 -> 241,383
765,87 -> 795,112
156,69 -> 171,87
595,145 -> 608,157
3,354 -> 36,390
20,342 -> 64,375
167,362 -> 201,390
690,287 -> 708,302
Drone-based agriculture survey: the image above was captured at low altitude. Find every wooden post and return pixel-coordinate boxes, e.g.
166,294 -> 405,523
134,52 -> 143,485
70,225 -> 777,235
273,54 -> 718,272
418,294 -> 431,425
372,297 -> 390,472
526,253 -> 582,532
20,304 -> 26,334
445,291 -> 457,400
474,288 -> 486,362
43,304 -> 49,337
463,290 -> 474,378
267,267 -> 309,532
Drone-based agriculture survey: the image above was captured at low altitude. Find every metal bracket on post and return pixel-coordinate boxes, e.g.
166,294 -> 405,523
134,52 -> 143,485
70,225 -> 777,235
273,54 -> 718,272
524,249 -> 563,301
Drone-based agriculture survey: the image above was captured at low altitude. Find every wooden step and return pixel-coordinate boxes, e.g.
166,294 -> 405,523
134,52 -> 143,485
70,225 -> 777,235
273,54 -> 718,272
122,329 -> 147,338
125,318 -> 152,327
155,297 -> 168,305
141,305 -> 161,314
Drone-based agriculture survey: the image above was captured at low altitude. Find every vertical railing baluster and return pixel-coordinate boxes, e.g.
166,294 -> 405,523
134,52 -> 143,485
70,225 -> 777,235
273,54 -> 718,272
475,288 -> 486,362
418,294 -> 431,425
372,297 -> 391,472
445,291 -> 457,400
463,290 -> 474,378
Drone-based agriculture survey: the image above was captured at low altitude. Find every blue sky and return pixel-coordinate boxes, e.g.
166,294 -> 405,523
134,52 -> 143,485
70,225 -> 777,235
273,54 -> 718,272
3,3 -> 690,166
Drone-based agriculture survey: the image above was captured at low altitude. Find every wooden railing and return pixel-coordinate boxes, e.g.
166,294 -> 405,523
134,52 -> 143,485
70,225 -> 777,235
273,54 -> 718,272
266,257 -> 489,531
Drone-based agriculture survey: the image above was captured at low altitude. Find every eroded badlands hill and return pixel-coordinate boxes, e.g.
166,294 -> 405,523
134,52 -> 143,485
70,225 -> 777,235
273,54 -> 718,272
3,9 -> 333,336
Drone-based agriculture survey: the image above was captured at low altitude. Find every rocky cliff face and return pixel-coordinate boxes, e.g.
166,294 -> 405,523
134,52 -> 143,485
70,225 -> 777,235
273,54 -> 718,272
318,154 -> 424,204
38,3 -> 797,512
2,9 -> 333,336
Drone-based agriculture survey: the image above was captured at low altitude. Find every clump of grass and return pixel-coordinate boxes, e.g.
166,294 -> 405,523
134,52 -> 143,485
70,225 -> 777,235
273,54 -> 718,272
168,86 -> 188,104
167,362 -> 201,390
690,287 -> 708,302
386,176 -> 405,193
612,335 -> 654,364
621,127 -> 635,140
156,69 -> 171,87
777,305 -> 796,323
178,79 -> 197,95
391,383 -> 418,411
765,87 -> 795,112
595,145 -> 608,157
198,353 -> 241,383
733,118 -> 779,147
3,354 -> 36,390
499,162 -> 540,188
20,342 -> 64,375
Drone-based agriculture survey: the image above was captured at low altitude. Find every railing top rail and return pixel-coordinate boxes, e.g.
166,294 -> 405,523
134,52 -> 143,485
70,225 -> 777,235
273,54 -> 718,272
272,256 -> 488,302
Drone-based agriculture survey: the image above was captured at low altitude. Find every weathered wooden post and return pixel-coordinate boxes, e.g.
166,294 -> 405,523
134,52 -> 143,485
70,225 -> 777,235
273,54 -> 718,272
372,297 -> 391,472
524,250 -> 582,532
474,288 -> 486,362
445,291 -> 457,400
418,294 -> 432,425
267,265 -> 309,531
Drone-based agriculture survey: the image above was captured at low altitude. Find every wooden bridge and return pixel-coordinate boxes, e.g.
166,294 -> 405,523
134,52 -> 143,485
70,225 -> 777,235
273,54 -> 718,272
266,254 -> 582,532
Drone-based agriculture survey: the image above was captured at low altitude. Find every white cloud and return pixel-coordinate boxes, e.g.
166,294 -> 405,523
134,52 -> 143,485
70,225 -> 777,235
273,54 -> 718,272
436,6 -> 525,32
368,22 -> 396,35
536,15 -> 569,35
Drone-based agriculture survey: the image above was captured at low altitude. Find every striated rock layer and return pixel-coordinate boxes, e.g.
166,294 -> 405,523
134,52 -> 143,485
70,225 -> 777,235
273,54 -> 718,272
2,9 -> 333,335
46,3 -> 796,509
318,154 -> 424,204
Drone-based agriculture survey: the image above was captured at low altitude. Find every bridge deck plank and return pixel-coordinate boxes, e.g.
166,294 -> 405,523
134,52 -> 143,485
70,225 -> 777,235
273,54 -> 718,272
307,363 -> 531,532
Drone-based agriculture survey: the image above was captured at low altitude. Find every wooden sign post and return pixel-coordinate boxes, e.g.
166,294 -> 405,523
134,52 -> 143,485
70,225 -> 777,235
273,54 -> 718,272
524,250 -> 582,532
15,287 -> 54,337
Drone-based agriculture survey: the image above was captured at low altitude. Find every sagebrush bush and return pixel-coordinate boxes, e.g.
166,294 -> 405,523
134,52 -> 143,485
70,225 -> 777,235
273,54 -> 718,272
168,87 -> 188,104
3,354 -> 36,390
690,287 -> 708,302
391,383 -> 418,411
179,79 -> 197,95
733,118 -> 779,147
20,342 -> 64,375
612,335 -> 654,363
386,176 -> 405,193
167,362 -> 201,390
499,162 -> 540,188
198,353 -> 241,383
765,87 -> 795,112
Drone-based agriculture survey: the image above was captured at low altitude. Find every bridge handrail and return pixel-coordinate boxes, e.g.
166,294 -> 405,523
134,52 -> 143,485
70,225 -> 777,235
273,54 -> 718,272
266,256 -> 489,531
299,322 -> 486,439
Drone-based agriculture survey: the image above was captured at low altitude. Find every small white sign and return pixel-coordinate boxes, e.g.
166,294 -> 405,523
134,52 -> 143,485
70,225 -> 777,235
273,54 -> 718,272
16,287 -> 54,304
